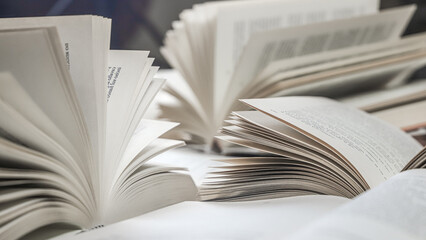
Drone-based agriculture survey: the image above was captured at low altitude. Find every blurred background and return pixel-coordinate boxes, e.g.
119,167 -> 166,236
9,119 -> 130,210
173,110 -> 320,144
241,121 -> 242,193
0,0 -> 425,69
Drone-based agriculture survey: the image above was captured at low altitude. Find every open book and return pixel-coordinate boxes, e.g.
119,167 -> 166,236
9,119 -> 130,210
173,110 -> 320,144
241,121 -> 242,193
200,96 -> 425,201
160,0 -> 426,148
48,168 -> 426,240
288,169 -> 426,240
0,16 -> 197,239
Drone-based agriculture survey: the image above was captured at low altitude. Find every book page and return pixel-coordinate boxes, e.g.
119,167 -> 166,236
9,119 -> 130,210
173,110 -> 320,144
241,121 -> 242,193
227,5 -> 415,104
113,77 -> 164,169
340,79 -> 426,111
104,138 -> 197,224
103,50 -> 158,207
114,119 -> 179,184
155,69 -> 210,128
0,73 -> 92,192
373,100 -> 426,130
290,169 -> 426,240
0,137 -> 91,209
214,0 -> 378,111
0,28 -> 92,178
105,50 -> 151,163
0,72 -> 78,165
256,48 -> 426,98
253,31 -> 426,93
242,97 -> 422,187
0,16 -> 111,166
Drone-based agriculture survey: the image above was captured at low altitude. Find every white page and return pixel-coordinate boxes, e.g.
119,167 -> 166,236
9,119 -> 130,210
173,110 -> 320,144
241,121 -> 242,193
227,5 -> 415,105
265,58 -> 426,100
178,6 -> 215,112
373,100 -> 426,130
105,50 -> 150,172
233,111 -> 341,162
114,120 -> 179,184
102,77 -> 167,213
0,28 -> 92,178
290,169 -> 426,240
0,137 -> 91,208
0,97 -> 84,180
104,51 -> 155,187
53,195 -> 349,240
1,201 -> 86,240
0,72 -> 79,166
113,139 -> 185,189
0,199 -> 43,226
112,77 -> 164,172
91,18 -> 111,183
254,31 -> 426,92
155,69 -> 210,128
258,50 -> 426,98
242,97 -> 422,187
340,80 -> 426,111
214,0 -> 378,111
105,138 -> 197,225
0,16 -> 110,165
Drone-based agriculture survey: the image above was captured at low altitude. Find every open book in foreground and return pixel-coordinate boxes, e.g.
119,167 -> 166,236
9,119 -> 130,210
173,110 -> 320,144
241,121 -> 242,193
51,168 -> 426,240
0,16 -> 197,239
200,97 -> 426,201
288,168 -> 426,240
160,0 -> 426,149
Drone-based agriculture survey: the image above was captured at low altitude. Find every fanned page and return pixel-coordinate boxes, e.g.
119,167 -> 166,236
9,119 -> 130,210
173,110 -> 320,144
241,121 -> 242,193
104,50 -> 152,204
237,32 -> 426,106
225,5 -> 415,109
0,16 -> 111,201
103,50 -> 197,224
262,62 -> 426,109
160,0 -> 378,147
254,31 -> 426,92
214,0 -> 378,110
256,50 -> 426,99
289,169 -> 426,240
0,18 -> 198,239
340,79 -> 426,112
242,97 -> 422,188
0,28 -> 94,238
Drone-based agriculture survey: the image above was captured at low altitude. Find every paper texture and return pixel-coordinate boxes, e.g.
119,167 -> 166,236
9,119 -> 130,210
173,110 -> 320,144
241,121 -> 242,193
242,97 -> 422,187
214,0 -> 378,108
290,169 -> 426,240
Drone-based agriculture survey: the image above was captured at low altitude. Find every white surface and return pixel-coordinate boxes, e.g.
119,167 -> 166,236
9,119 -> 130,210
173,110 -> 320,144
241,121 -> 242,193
56,195 -> 349,240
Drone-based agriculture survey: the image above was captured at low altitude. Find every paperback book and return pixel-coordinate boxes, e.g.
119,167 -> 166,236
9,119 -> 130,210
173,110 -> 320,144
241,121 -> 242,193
0,16 -> 197,239
200,97 -> 425,201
